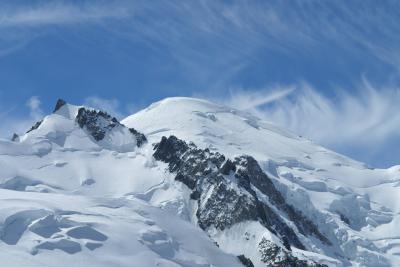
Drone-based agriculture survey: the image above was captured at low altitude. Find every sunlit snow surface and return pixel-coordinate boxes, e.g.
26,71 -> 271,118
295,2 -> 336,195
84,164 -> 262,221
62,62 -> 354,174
0,97 -> 399,266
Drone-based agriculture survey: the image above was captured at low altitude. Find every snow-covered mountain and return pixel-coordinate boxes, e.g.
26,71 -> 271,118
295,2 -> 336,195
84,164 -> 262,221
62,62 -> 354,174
0,97 -> 399,267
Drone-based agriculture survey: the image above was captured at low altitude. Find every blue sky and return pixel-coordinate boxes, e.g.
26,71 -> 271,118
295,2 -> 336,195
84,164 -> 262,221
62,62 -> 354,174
1,0 -> 400,168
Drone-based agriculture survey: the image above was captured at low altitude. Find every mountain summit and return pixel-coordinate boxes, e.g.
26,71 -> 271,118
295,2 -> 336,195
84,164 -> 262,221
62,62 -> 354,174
0,97 -> 398,267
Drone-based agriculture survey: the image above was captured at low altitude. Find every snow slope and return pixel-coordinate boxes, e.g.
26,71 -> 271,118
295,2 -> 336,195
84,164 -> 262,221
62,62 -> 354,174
0,100 -> 243,267
0,189 -> 241,267
0,97 -> 398,266
124,97 -> 400,266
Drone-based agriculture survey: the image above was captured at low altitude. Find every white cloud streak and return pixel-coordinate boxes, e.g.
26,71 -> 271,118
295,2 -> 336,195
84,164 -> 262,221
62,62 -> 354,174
87,0 -> 400,92
221,82 -> 400,167
227,87 -> 295,110
0,1 -> 132,57
0,1 -> 399,80
0,2 -> 130,28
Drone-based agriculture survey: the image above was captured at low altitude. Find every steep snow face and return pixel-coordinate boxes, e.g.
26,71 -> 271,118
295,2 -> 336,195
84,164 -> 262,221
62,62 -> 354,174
123,97 -> 400,266
122,97 -> 398,193
123,97 -> 308,160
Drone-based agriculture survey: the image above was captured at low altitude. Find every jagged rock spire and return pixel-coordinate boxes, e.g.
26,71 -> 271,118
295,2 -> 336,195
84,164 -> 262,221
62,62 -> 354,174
53,99 -> 67,113
11,133 -> 19,142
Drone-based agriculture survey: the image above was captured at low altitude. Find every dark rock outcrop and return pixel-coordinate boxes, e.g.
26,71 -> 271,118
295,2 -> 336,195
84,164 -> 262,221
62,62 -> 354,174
154,136 -> 191,172
26,120 -> 43,133
220,159 -> 236,175
75,107 -> 146,147
11,133 -> 19,142
25,99 -> 147,148
53,99 -> 67,113
153,135 -> 331,251
237,255 -> 254,267
339,213 -> 351,225
76,108 -> 118,141
128,128 -> 147,147
258,238 -> 328,267
235,156 -> 331,245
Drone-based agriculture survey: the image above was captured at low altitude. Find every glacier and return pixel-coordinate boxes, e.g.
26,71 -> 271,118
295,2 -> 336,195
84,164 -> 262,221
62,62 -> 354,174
0,97 -> 398,266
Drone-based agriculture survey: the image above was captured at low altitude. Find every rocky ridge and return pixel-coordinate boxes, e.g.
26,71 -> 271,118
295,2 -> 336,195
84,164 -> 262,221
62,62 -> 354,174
153,135 -> 331,266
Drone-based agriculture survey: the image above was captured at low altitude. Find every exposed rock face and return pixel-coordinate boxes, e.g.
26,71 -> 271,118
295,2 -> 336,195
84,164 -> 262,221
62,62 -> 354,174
153,135 -> 191,172
235,156 -> 331,245
53,99 -> 67,113
75,107 -> 146,146
26,120 -> 43,133
76,108 -> 119,141
238,254 -> 255,267
11,133 -> 19,142
153,136 -> 331,253
128,128 -> 147,147
24,99 -> 147,150
258,238 -> 328,267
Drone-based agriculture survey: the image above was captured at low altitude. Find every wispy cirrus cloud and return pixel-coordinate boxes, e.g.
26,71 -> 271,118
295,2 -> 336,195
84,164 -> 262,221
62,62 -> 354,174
220,81 -> 400,167
50,0 -> 395,99
0,1 -> 132,56
226,87 -> 295,110
0,2 -> 130,28
1,1 -> 399,79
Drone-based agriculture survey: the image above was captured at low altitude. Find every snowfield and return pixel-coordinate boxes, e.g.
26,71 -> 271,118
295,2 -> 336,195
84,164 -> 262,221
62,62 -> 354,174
0,97 -> 399,266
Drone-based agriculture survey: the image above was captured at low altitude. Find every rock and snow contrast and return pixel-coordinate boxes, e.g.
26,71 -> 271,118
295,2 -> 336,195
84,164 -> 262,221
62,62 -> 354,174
0,97 -> 399,266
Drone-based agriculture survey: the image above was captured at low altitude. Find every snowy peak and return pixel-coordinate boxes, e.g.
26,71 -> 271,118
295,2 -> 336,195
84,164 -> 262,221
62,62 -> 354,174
20,99 -> 146,153
52,98 -> 80,119
0,96 -> 399,267
123,97 -> 327,161
53,98 -> 67,113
